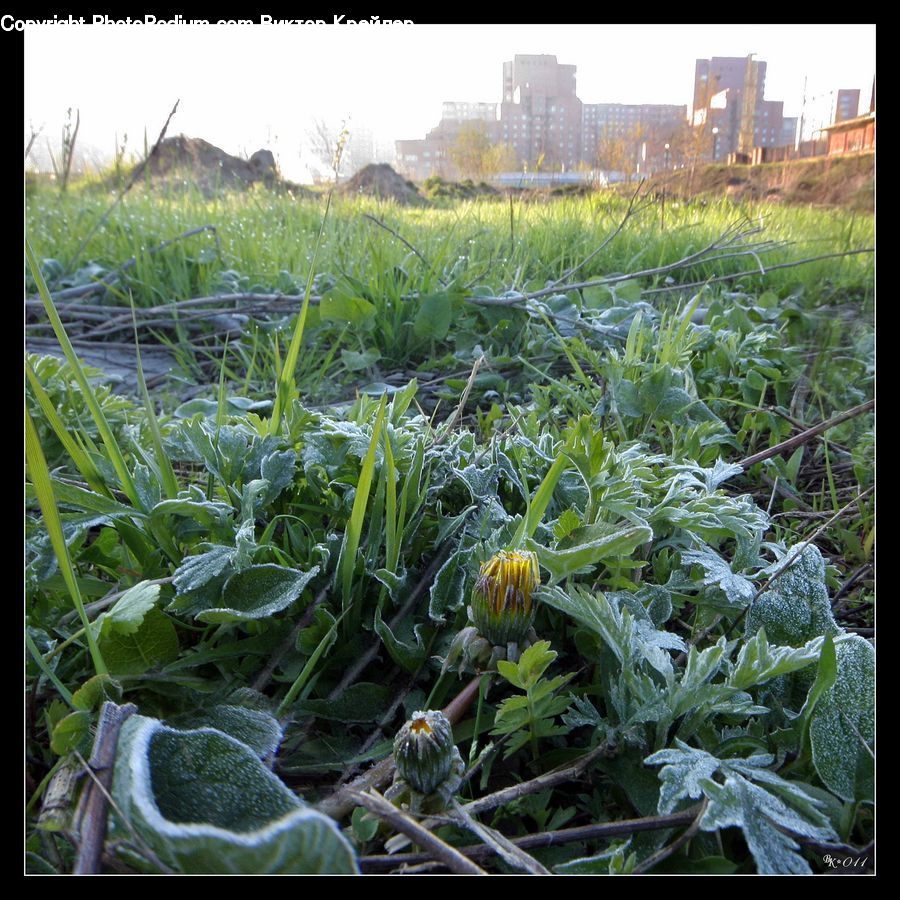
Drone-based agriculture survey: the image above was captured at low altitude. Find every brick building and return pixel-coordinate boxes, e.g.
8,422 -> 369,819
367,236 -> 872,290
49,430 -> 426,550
499,55 -> 583,171
822,112 -> 875,155
581,103 -> 686,168
397,55 -> 689,180
693,56 -> 795,161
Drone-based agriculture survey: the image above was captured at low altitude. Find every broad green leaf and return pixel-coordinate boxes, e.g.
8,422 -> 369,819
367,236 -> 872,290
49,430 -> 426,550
529,523 -> 651,583
111,716 -> 358,873
196,565 -> 319,624
428,545 -> 469,623
373,607 -> 430,673
51,710 -> 92,755
98,608 -> 179,676
71,674 -> 123,711
319,292 -> 376,326
746,544 -> 840,646
413,292 -> 452,340
99,581 -> 161,637
292,683 -> 391,723
340,348 -> 381,371
180,706 -> 284,760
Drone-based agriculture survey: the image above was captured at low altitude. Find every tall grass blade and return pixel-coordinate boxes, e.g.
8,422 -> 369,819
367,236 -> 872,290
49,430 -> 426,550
26,239 -> 140,508
26,408 -> 107,676
511,445 -> 569,547
129,295 -> 179,499
338,394 -> 388,633
25,631 -> 75,709
269,192 -> 335,434
25,358 -> 107,495
277,608 -> 347,716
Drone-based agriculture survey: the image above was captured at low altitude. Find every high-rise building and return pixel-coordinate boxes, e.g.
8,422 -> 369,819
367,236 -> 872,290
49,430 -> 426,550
835,89 -> 861,123
693,56 -> 792,158
780,117 -> 799,149
396,103 -> 500,181
499,55 -> 583,170
693,56 -> 767,124
582,103 -> 686,166
441,101 -> 498,123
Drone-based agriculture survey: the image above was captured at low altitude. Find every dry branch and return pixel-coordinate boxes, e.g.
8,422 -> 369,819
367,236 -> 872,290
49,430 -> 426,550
739,399 -> 873,469
350,788 -> 487,875
72,701 -> 137,874
360,805 -> 702,871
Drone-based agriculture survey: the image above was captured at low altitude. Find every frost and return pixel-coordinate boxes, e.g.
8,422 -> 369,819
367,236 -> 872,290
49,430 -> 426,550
810,635 -> 874,802
173,545 -> 236,593
700,774 -> 834,874
646,741 -> 837,874
745,544 -> 839,646
682,545 -> 756,607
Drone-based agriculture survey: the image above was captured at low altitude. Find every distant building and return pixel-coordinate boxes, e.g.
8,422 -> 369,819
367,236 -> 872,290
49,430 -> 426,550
835,89 -> 861,123
396,102 -> 500,181
582,103 -> 686,166
693,56 -> 789,159
396,52 -> 815,180
441,101 -> 498,123
397,55 -> 686,180
780,117 -> 798,150
499,54 -> 583,171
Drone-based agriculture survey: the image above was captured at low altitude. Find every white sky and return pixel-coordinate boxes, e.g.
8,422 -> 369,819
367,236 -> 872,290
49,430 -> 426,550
24,22 -> 875,181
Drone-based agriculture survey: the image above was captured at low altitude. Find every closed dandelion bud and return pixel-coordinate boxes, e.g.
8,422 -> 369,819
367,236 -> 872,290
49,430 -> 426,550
471,549 -> 540,646
393,710 -> 456,796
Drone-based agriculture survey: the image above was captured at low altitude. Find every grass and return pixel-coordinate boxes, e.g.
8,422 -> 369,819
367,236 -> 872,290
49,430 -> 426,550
25,179 -> 874,875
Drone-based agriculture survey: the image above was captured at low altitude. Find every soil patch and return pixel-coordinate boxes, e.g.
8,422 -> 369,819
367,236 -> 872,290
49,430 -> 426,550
339,164 -> 425,205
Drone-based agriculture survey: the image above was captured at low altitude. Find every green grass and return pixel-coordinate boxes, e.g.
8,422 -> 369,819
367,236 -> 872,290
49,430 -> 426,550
25,182 -> 874,876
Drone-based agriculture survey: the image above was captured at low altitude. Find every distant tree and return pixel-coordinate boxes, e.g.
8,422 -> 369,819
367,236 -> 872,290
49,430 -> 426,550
595,124 -> 642,182
484,142 -> 516,175
449,122 -> 491,179
448,122 -> 512,180
307,119 -> 350,183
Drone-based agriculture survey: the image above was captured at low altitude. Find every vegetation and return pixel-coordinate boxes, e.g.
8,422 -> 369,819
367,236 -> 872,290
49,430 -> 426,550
25,178 -> 873,875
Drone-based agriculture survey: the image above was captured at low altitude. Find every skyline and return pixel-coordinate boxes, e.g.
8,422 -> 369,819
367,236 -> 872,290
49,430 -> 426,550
24,23 -> 875,182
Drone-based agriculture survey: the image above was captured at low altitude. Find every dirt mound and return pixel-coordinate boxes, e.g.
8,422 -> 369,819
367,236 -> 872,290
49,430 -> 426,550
646,153 -> 873,211
131,135 -> 310,197
339,164 -> 424,205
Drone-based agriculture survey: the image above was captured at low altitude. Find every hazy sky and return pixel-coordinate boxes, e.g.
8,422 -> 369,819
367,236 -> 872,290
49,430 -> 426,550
24,22 -> 875,180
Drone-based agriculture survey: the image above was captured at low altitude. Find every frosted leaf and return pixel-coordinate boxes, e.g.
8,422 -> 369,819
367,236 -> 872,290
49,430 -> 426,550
173,545 -> 236,593
645,742 -> 722,814
111,716 -> 358,874
810,635 -> 874,802
647,742 -> 837,874
98,581 -> 161,637
700,774 -> 834,874
682,546 -> 755,607
746,544 -> 839,646
727,629 -> 823,691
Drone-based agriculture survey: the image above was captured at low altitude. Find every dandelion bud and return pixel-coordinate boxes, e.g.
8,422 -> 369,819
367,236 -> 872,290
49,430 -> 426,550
393,710 -> 456,796
470,550 -> 540,646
